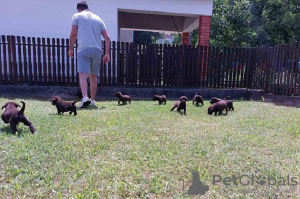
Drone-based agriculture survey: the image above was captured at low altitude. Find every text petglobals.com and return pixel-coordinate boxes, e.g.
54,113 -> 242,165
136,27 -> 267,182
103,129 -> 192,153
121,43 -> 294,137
213,174 -> 298,186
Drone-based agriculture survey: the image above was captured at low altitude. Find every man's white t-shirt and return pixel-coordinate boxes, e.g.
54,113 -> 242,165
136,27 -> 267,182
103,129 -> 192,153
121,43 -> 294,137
72,10 -> 107,53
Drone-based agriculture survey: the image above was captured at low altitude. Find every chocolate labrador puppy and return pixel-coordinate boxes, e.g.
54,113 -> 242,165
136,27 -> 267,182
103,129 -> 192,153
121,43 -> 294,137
170,96 -> 188,114
192,93 -> 204,106
208,100 -> 228,116
114,92 -> 131,105
50,96 -> 81,116
1,101 -> 35,134
210,96 -> 234,111
152,95 -> 167,105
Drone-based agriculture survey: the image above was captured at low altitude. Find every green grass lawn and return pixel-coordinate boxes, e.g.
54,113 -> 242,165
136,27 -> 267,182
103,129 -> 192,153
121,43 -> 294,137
0,97 -> 300,198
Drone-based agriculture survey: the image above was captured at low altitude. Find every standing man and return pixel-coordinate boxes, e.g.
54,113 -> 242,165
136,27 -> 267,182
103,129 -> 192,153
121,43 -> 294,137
68,1 -> 110,108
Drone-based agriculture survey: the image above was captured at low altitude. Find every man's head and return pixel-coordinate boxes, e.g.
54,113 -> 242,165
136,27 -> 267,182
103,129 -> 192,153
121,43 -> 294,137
77,1 -> 89,11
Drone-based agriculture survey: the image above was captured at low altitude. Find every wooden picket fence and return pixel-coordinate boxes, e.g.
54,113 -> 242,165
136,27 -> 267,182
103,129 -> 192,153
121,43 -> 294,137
0,35 -> 299,96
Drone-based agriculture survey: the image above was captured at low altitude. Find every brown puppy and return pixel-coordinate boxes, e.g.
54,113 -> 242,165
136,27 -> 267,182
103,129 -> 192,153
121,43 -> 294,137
192,93 -> 204,106
170,96 -> 188,114
114,92 -> 131,105
152,95 -> 167,105
208,100 -> 228,116
210,96 -> 234,111
1,101 -> 35,134
50,96 -> 81,116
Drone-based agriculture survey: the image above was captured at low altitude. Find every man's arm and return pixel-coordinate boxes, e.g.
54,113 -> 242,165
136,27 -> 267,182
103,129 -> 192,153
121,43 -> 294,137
68,25 -> 78,58
101,30 -> 110,63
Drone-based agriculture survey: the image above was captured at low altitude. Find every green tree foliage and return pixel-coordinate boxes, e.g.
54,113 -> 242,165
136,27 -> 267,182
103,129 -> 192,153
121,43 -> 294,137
210,0 -> 300,47
133,31 -> 162,44
171,33 -> 181,45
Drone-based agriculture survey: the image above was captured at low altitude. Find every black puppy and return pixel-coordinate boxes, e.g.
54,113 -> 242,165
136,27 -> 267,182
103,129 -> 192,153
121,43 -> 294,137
152,95 -> 167,105
1,101 -> 35,134
192,93 -> 204,106
114,92 -> 131,105
50,96 -> 81,116
210,96 -> 234,111
208,100 -> 228,116
170,96 -> 188,114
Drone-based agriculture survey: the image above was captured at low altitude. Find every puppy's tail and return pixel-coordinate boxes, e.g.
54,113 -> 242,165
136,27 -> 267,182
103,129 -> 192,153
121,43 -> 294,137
19,101 -> 25,116
224,96 -> 231,100
72,99 -> 82,105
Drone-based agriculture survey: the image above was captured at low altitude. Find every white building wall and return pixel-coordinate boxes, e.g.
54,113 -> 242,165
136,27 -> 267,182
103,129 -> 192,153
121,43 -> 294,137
0,0 -> 213,41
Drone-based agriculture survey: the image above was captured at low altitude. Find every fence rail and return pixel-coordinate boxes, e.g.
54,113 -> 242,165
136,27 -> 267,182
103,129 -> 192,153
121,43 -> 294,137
1,35 -> 300,96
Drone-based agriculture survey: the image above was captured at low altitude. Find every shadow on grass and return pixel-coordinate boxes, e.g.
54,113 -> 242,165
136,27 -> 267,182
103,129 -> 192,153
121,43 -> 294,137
76,106 -> 105,111
0,125 -> 12,134
114,104 -> 130,106
48,113 -> 77,116
193,104 -> 204,107
0,125 -> 26,137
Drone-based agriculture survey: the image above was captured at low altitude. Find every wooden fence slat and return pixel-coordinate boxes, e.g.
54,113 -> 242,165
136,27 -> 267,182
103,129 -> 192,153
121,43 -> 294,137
294,42 -> 300,95
12,36 -> 18,83
47,38 -> 52,83
297,42 -> 300,95
56,38 -> 61,84
198,46 -> 203,87
112,41 -> 116,85
165,44 -> 169,86
66,39 -> 71,85
157,44 -> 162,87
245,48 -> 251,88
278,45 -> 285,95
225,47 -> 231,88
202,46 -> 208,88
154,44 -> 159,87
286,43 -> 295,95
107,42 -> 111,86
121,42 -> 125,86
37,38 -> 42,83
192,46 -> 196,87
26,37 -> 32,83
130,43 -> 134,86
233,48 -> 239,88
51,38 -> 57,84
61,39 -> 66,85
0,36 -> 3,83
173,45 -> 178,87
7,36 -> 13,83
210,46 -> 217,88
215,47 -> 222,88
240,48 -> 246,88
42,38 -> 47,84
17,36 -> 23,83
124,42 -> 128,85
141,43 -> 146,86
32,37 -> 38,83
2,36 -> 8,83
21,37 -> 28,83
269,46 -> 276,93
116,42 -> 120,85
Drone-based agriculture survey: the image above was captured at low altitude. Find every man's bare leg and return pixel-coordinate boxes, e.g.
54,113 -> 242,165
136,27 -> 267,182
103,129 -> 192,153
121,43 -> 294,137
79,73 -> 89,98
89,74 -> 97,101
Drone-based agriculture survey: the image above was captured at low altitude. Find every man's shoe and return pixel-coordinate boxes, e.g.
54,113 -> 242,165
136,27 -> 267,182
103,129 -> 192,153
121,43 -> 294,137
90,100 -> 96,106
79,97 -> 91,108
